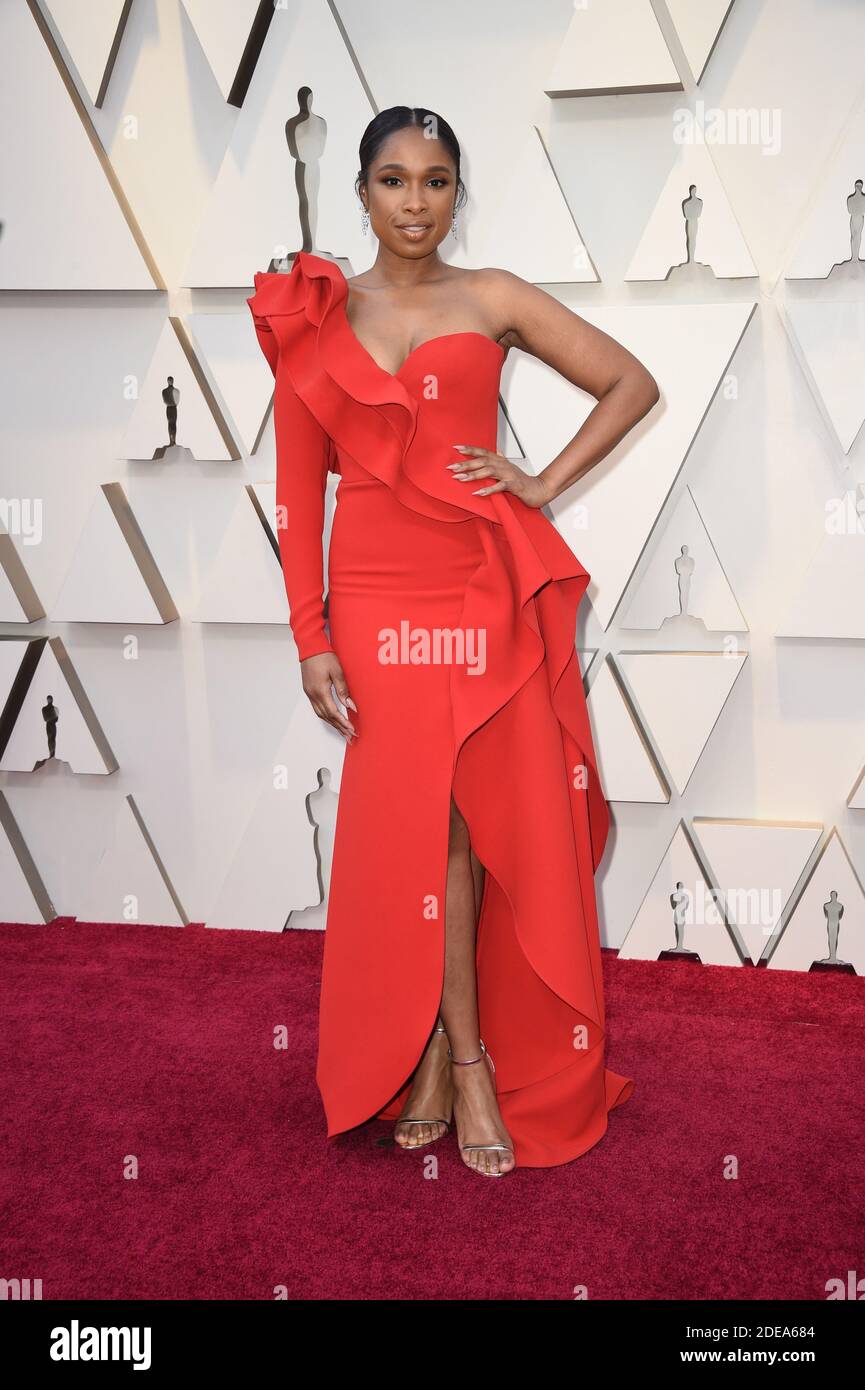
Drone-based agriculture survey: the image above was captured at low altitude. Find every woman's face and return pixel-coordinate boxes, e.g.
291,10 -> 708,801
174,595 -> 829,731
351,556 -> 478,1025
362,124 -> 458,256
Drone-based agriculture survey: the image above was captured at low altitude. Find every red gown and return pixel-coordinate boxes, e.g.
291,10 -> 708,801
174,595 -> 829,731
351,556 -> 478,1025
247,250 -> 633,1168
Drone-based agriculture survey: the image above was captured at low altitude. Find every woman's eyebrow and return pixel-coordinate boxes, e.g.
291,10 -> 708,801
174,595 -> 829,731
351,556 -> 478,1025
375,162 -> 452,174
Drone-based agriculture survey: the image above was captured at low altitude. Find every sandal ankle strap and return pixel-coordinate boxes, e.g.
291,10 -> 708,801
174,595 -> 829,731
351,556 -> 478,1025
448,1039 -> 487,1066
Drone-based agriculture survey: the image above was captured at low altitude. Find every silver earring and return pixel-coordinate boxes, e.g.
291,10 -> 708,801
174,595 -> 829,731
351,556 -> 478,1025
452,210 -> 458,240
360,204 -> 369,235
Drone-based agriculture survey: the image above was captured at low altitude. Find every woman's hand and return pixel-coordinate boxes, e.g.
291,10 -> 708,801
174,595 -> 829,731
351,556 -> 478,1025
300,650 -> 357,742
446,446 -> 552,508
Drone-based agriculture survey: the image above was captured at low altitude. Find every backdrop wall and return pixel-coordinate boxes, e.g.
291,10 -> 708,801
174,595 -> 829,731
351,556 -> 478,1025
1,0 -> 863,972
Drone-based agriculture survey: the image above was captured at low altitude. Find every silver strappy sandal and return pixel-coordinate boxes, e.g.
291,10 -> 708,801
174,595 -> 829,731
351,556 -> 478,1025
393,1024 -> 453,1150
448,1039 -> 515,1177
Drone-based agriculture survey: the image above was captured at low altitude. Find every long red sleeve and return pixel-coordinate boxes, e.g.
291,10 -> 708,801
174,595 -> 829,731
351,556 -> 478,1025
250,307 -> 335,662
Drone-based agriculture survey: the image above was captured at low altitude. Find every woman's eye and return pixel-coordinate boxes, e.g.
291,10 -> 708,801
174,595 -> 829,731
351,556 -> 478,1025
380,176 -> 449,188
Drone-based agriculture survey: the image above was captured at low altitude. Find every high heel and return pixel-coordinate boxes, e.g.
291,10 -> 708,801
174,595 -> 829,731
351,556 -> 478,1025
393,1024 -> 453,1150
448,1039 -> 515,1177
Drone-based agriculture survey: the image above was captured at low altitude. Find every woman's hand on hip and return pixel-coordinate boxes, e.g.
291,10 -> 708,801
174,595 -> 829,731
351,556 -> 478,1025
446,446 -> 552,507
300,651 -> 357,742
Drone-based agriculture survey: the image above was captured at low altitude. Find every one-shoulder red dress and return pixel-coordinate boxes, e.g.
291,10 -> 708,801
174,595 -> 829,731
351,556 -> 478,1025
247,250 -> 633,1168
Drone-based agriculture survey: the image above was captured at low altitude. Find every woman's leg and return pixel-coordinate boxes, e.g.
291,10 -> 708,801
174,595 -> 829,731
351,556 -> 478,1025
394,794 -> 514,1171
392,797 -> 461,1148
439,795 -> 515,1175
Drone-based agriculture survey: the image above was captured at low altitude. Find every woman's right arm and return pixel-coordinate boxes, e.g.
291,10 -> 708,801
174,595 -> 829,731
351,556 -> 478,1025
253,306 -> 357,741
272,370 -> 333,663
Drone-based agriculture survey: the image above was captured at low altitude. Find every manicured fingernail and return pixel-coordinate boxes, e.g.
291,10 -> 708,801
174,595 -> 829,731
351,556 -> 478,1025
346,697 -> 357,710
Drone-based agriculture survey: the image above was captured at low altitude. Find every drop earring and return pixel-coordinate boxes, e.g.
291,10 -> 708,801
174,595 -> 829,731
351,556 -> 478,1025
452,210 -> 458,240
360,203 -> 369,235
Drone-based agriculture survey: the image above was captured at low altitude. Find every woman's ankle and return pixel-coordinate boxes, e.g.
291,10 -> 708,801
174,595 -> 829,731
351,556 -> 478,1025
447,1037 -> 485,1066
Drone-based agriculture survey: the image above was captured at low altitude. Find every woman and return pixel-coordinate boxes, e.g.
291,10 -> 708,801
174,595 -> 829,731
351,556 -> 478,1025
248,107 -> 658,1178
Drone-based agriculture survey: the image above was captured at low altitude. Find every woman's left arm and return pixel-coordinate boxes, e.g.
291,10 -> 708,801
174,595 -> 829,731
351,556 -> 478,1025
448,269 -> 660,507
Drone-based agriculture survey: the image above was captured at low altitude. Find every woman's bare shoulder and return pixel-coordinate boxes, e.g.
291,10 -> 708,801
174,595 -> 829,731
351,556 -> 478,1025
461,265 -> 538,349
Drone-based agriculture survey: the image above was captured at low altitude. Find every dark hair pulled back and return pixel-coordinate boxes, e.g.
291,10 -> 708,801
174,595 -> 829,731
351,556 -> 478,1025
355,106 -> 467,214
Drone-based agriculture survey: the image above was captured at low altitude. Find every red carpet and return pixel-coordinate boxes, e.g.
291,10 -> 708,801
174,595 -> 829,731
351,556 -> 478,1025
1,920 -> 862,1301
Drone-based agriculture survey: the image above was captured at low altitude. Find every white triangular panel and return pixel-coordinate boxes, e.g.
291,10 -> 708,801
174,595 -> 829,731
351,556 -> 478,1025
182,0 -> 374,286
0,3 -> 154,288
849,761 -> 865,810
0,800 -> 48,925
0,529 -> 43,622
626,143 -> 758,280
577,649 -> 599,681
619,486 -> 747,631
504,302 -> 754,629
665,0 -> 736,84
193,475 -> 337,626
618,821 -> 741,964
767,832 -> 865,973
180,0 -> 262,102
187,311 -> 275,457
0,567 -> 31,622
692,818 -> 823,964
119,321 -> 232,461
618,651 -> 747,795
777,504 -> 865,639
784,302 -> 865,454
546,0 -> 680,97
76,795 -> 185,927
3,765 -> 99,915
119,478 -> 255,613
786,108 -> 865,279
0,640 -> 115,774
209,698 -> 345,932
0,640 -> 29,706
52,488 -> 166,624
586,659 -> 668,804
477,127 -> 597,283
41,0 -> 131,106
